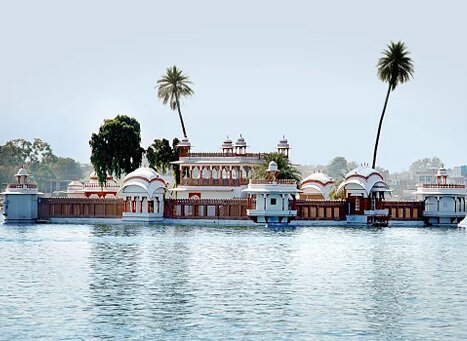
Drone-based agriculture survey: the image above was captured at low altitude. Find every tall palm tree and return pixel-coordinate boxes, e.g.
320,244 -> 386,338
157,66 -> 194,139
372,41 -> 414,169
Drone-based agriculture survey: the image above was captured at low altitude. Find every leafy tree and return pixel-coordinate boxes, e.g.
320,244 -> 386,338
49,157 -> 83,180
372,41 -> 414,169
89,115 -> 145,184
326,157 -> 349,180
409,157 -> 443,173
146,137 -> 180,184
328,179 -> 345,200
156,66 -> 194,139
0,138 -> 83,191
252,153 -> 301,182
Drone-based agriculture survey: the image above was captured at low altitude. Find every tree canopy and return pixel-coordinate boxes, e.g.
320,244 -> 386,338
156,66 -> 194,139
326,157 -> 349,180
0,138 -> 83,191
252,153 -> 301,182
409,157 -> 443,173
146,137 -> 180,184
89,115 -> 145,184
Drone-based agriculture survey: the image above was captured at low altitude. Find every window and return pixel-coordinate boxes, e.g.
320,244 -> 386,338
270,198 -> 277,205
355,197 -> 360,211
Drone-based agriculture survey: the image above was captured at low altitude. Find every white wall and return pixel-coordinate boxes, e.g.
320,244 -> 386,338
3,194 -> 38,222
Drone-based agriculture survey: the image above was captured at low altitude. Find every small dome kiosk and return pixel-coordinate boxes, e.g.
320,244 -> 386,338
300,172 -> 335,200
1,167 -> 40,223
243,161 -> 300,225
337,164 -> 390,225
117,167 -> 167,222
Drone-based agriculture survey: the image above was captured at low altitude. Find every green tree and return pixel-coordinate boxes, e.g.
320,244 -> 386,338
252,153 -> 301,182
146,137 -> 180,184
0,138 -> 83,191
326,157 -> 349,180
372,41 -> 414,169
409,157 -> 443,173
156,66 -> 194,139
89,115 -> 144,184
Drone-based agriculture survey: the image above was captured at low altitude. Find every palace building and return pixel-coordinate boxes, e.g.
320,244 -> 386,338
66,172 -> 119,198
414,166 -> 467,225
169,135 -> 291,200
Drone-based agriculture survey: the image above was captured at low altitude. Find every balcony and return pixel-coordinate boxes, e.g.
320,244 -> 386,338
7,183 -> 38,189
186,152 -> 265,159
421,184 -> 465,189
180,178 -> 249,186
249,179 -> 297,185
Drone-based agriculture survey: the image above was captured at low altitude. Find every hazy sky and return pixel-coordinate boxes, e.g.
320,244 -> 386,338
1,0 -> 466,172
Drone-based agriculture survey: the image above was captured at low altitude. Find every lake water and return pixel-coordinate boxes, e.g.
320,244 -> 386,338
1,223 -> 466,340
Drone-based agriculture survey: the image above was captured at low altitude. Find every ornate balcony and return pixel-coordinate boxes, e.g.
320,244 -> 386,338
421,184 -> 465,189
180,178 -> 249,186
7,183 -> 38,189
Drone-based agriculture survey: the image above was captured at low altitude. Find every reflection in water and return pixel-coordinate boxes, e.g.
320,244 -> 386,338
89,225 -> 145,339
1,224 -> 467,340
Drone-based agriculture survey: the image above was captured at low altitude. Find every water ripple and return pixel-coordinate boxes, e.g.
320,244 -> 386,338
0,224 -> 466,340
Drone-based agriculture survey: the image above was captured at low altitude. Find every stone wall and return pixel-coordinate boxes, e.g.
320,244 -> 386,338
38,198 -> 124,219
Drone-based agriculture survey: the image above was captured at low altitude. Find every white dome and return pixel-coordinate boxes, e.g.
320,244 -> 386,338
301,172 -> 333,185
437,167 -> 448,177
338,165 -> 388,197
343,164 -> 382,179
123,167 -> 163,183
277,135 -> 289,148
267,161 -> 278,172
300,172 -> 335,200
222,136 -> 233,147
16,167 -> 29,177
119,167 -> 166,198
178,138 -> 191,147
235,134 -> 247,146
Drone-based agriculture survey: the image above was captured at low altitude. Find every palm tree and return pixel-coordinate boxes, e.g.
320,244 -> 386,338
156,66 -> 194,139
372,41 -> 414,169
252,153 -> 301,182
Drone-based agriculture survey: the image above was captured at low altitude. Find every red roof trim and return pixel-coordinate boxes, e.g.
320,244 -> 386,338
346,172 -> 383,182
301,179 -> 334,187
124,176 -> 166,185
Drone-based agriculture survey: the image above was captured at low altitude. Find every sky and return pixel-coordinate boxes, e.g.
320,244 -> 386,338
1,0 -> 466,172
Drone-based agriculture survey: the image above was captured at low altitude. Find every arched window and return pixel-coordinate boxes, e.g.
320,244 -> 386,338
202,168 -> 211,179
192,167 -> 200,179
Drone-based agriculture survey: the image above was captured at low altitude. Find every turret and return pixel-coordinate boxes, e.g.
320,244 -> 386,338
436,166 -> 448,185
15,166 -> 29,186
177,138 -> 192,157
222,137 -> 234,155
234,134 -> 247,155
277,135 -> 290,157
2,167 -> 39,223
